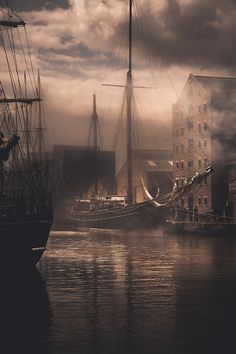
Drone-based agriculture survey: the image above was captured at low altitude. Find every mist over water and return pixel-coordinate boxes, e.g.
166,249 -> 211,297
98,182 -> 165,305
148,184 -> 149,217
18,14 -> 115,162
2,229 -> 236,354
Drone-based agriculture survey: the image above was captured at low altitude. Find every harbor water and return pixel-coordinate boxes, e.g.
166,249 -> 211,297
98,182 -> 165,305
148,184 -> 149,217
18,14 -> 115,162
2,229 -> 236,354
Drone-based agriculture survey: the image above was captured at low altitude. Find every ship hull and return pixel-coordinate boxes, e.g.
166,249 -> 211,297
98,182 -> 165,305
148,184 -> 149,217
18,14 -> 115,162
67,203 -> 168,230
0,216 -> 52,267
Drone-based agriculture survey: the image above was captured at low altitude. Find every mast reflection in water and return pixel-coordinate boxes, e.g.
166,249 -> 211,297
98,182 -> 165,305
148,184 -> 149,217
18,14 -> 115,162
39,229 -> 236,354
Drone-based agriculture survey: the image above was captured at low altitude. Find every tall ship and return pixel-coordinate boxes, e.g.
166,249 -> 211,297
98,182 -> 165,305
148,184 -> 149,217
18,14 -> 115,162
0,3 -> 53,265
66,0 -> 213,229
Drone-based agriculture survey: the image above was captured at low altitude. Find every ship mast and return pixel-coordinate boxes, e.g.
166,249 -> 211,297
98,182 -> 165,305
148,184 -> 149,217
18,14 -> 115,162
102,0 -> 136,204
93,94 -> 99,195
37,70 -> 43,164
126,0 -> 133,205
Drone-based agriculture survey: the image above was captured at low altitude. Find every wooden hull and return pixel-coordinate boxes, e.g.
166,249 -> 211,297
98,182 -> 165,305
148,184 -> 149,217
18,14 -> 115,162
0,216 -> 52,267
67,203 -> 168,229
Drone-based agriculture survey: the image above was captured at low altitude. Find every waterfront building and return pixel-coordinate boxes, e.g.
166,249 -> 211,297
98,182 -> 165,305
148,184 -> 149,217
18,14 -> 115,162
173,74 -> 236,217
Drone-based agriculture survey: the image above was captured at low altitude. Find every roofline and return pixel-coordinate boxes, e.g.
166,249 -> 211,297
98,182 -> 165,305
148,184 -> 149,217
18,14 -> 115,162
173,73 -> 236,106
193,74 -> 236,81
173,73 -> 192,106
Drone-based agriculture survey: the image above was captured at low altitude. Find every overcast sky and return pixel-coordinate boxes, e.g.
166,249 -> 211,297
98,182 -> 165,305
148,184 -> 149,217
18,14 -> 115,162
2,0 -> 236,149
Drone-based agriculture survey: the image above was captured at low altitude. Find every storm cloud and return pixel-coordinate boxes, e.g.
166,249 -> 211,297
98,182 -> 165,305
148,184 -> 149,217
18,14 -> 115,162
1,0 -> 236,148
11,0 -> 236,77
10,0 -> 70,12
132,0 -> 236,70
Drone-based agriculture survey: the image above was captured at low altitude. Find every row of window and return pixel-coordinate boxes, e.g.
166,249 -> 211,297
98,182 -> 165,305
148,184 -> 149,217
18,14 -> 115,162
176,178 -> 207,190
198,196 -> 208,206
175,103 -> 207,120
175,158 -> 208,169
179,196 -> 208,207
175,178 -> 185,188
175,160 -> 184,169
175,122 -> 209,137
198,103 -> 207,114
175,139 -> 208,153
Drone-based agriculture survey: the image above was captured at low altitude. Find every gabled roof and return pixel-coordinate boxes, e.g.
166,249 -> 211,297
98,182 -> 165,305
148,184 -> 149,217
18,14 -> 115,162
192,74 -> 236,92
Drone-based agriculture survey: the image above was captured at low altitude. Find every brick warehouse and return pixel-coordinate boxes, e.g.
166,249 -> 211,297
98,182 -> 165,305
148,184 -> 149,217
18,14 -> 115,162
172,74 -> 236,218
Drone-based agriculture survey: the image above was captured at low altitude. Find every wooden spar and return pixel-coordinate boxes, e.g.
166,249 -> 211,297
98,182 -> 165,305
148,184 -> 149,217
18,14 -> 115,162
126,0 -> 133,205
0,98 -> 41,104
93,94 -> 99,195
102,83 -> 156,89
24,71 -> 30,160
0,20 -> 25,27
38,70 -> 43,163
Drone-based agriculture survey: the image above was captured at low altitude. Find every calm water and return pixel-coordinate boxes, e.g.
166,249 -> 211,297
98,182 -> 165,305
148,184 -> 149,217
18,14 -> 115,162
2,229 -> 236,354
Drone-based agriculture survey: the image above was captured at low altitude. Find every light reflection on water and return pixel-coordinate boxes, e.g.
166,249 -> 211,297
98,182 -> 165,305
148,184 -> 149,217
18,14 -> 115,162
40,230 -> 236,354
36,229 -> 236,354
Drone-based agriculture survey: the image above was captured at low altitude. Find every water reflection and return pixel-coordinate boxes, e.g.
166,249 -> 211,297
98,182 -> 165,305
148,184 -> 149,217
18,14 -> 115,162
0,268 -> 52,354
40,230 -> 236,354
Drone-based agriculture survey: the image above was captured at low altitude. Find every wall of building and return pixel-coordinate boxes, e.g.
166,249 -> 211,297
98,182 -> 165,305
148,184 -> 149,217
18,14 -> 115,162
173,74 -> 236,217
172,75 -> 212,213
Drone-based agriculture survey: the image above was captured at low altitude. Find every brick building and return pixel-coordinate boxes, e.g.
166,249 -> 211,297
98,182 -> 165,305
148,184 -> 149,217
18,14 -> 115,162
173,74 -> 236,217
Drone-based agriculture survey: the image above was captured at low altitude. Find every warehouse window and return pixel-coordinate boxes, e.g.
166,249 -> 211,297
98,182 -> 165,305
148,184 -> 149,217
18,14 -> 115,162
188,160 -> 194,168
198,196 -> 202,206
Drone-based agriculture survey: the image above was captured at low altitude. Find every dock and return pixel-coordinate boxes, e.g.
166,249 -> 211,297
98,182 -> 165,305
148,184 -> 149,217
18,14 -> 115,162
164,220 -> 236,236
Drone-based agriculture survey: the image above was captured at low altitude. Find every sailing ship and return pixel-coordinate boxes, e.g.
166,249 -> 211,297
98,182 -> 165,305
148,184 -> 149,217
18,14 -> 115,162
0,4 -> 53,265
66,0 -> 213,229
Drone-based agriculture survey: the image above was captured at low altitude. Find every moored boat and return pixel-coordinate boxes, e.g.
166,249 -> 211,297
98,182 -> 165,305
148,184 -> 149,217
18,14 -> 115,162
0,3 -> 53,266
66,1 -> 213,230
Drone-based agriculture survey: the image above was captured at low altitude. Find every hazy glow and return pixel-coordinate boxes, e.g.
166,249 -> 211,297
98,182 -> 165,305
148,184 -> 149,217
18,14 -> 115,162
1,0 -> 235,148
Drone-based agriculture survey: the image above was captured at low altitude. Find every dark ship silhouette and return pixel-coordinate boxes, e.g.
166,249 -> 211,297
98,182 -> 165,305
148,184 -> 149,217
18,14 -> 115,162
0,4 -> 53,265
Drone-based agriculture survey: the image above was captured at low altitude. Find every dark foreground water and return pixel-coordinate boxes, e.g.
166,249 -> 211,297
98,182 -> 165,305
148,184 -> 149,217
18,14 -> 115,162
2,229 -> 236,354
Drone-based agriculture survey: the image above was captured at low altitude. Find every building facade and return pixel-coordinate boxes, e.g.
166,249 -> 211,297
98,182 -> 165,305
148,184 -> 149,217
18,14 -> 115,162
173,74 -> 236,217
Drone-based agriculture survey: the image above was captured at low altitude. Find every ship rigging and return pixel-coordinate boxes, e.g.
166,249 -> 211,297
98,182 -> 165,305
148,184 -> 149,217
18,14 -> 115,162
0,2 -> 53,266
66,0 -> 213,229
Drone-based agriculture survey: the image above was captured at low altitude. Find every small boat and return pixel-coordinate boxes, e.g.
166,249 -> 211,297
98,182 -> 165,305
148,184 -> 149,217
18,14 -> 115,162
0,3 -> 53,266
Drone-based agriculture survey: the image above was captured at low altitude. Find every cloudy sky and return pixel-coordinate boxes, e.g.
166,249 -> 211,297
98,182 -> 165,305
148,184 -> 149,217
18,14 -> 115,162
2,0 -> 236,149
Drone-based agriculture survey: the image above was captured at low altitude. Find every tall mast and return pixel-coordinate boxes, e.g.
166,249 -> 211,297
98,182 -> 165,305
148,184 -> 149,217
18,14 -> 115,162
37,70 -> 42,164
24,71 -> 30,160
93,94 -> 98,195
126,0 -> 133,205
